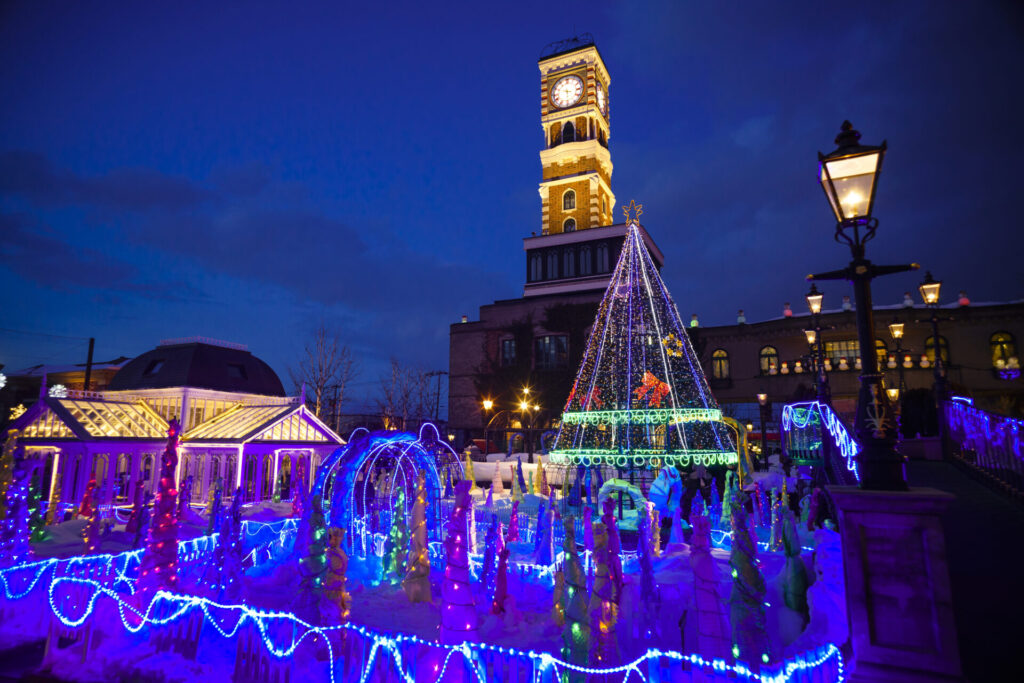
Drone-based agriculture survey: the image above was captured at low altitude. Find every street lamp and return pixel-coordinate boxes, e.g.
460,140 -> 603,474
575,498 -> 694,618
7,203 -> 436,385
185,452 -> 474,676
888,318 -> 907,409
810,121 -> 917,491
919,271 -> 950,458
805,283 -> 831,403
481,398 -> 495,457
756,392 -> 770,470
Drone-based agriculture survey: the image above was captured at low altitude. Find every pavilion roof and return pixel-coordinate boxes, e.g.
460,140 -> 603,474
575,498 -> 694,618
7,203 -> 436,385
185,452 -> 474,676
183,403 -> 342,444
15,397 -> 168,441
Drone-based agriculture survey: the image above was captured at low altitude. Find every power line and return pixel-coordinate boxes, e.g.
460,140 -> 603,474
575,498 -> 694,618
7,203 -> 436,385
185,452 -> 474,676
0,327 -> 91,341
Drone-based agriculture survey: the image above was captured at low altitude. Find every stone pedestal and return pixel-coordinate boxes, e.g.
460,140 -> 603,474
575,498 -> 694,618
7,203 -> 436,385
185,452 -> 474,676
828,486 -> 963,682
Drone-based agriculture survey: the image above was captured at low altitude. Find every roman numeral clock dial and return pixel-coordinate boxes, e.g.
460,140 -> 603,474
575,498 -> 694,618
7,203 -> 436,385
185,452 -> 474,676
550,74 -> 583,108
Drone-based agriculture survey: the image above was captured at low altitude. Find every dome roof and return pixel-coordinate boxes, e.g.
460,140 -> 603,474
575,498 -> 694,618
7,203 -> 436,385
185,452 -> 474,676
109,339 -> 285,396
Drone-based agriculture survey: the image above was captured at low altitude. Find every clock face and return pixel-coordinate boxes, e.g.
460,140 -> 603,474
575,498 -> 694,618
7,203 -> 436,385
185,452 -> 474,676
550,75 -> 584,109
596,82 -> 607,115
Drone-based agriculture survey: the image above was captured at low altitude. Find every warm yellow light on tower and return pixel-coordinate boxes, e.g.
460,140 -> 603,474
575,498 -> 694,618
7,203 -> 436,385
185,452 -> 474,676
482,399 -> 493,411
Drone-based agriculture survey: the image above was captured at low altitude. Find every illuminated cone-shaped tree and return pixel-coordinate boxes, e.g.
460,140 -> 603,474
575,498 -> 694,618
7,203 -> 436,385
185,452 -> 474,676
647,503 -> 661,558
125,484 -> 144,534
0,429 -> 19,522
206,475 -> 224,515
722,471 -> 736,529
491,541 -> 511,615
537,461 -> 549,497
77,478 -> 97,519
323,527 -> 351,624
481,515 -> 499,597
272,473 -> 283,503
82,502 -> 101,554
177,474 -> 193,520
443,468 -> 454,498
28,469 -> 48,543
508,500 -> 520,541
534,501 -> 556,565
782,509 -> 809,617
137,420 -> 182,597
205,485 -> 223,536
689,510 -> 731,660
709,477 -> 722,528
728,493 -> 770,667
769,489 -> 784,552
561,515 -> 589,667
132,493 -> 151,549
45,466 -> 62,526
292,458 -> 308,518
1,468 -> 31,565
441,480 -> 477,643
600,497 -> 624,606
549,207 -> 734,471
527,470 -> 535,496
515,457 -> 527,492
384,488 -> 408,583
463,454 -> 475,492
588,521 -> 619,667
637,503 -> 657,607
295,494 -> 327,622
490,465 -> 504,497
484,483 -> 494,508
552,567 -> 566,626
402,471 -> 432,603
510,464 -> 523,502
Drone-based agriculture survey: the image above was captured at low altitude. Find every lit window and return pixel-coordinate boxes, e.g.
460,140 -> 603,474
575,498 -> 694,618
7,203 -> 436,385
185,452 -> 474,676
875,339 -> 888,366
563,190 -> 576,211
759,346 -> 778,374
712,349 -> 730,379
991,332 -> 1017,367
925,336 -> 950,364
825,340 -> 859,363
563,218 -> 576,233
535,335 -> 568,370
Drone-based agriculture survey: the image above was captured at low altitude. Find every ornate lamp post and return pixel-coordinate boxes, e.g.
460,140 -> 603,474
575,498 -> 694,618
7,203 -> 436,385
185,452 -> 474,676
887,318 -> 908,408
810,121 -> 917,490
805,283 -> 831,403
757,392 -> 770,470
919,271 -> 951,459
481,398 -> 494,457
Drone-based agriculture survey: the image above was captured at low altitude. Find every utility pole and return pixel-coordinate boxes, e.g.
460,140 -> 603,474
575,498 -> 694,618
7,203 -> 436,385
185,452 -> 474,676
83,337 -> 95,392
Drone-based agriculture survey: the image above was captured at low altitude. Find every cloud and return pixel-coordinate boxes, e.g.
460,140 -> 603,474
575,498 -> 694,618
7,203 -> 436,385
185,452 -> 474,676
0,150 -> 211,212
0,212 -> 206,302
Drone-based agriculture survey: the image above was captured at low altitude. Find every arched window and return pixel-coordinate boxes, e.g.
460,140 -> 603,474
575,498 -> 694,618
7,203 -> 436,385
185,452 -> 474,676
563,248 -> 575,277
580,244 -> 592,275
563,218 -> 576,233
990,331 -> 1017,367
547,250 -> 558,279
563,189 -> 576,211
925,335 -> 950,364
596,243 -> 609,272
550,123 -> 561,147
529,253 -> 542,281
563,121 -> 575,143
712,349 -> 730,379
875,339 -> 888,366
759,346 -> 779,375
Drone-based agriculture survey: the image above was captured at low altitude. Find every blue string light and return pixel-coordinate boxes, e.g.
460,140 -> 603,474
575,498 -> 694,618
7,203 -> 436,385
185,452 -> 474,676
781,402 -> 860,481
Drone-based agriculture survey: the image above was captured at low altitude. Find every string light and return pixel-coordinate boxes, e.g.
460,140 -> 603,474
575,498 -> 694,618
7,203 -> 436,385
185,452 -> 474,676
781,401 -> 861,481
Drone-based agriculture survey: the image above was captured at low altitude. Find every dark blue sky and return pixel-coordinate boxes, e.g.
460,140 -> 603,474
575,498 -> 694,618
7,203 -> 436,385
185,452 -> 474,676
2,1 -> 1022,412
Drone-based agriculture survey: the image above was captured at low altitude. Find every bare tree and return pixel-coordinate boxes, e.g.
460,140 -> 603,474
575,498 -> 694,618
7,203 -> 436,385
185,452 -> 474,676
378,358 -> 431,430
290,324 -> 358,422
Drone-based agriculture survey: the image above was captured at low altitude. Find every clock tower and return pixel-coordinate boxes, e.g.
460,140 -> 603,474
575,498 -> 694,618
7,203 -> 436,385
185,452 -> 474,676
538,36 -> 615,235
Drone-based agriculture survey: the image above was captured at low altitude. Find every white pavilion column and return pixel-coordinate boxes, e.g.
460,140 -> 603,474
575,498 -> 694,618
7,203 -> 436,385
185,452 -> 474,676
255,453 -> 265,501
127,450 -> 139,504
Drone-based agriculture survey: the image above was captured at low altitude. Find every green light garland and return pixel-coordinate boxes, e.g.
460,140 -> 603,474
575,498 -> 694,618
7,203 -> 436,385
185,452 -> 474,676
561,408 -> 723,425
548,449 -> 737,467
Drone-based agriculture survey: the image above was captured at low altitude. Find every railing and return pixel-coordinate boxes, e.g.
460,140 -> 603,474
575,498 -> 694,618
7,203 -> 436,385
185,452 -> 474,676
945,400 -> 1024,499
781,401 -> 860,486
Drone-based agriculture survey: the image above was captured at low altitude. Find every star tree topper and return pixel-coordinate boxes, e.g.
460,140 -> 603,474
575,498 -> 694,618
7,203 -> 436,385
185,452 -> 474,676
622,200 -> 643,225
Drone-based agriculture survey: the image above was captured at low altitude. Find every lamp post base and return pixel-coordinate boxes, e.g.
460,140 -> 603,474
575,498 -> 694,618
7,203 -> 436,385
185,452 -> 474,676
828,486 -> 964,683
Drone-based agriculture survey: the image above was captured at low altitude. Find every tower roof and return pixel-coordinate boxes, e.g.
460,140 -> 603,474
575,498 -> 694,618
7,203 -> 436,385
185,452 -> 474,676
109,339 -> 285,396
